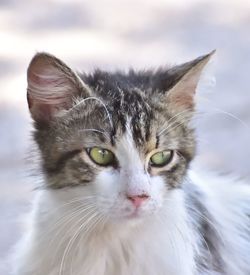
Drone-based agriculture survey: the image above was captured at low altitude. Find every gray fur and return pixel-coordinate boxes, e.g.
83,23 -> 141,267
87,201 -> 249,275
29,52 -> 210,189
25,51 -> 250,274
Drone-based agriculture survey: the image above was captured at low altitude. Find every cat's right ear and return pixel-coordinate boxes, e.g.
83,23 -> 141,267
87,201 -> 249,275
27,52 -> 91,124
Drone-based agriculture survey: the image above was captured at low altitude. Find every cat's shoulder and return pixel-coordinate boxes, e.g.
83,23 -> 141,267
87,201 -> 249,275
187,169 -> 250,218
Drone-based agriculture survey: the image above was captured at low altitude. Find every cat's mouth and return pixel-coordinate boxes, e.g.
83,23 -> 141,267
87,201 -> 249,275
122,202 -> 158,220
128,210 -> 146,220
125,207 -> 141,219
107,205 -> 148,222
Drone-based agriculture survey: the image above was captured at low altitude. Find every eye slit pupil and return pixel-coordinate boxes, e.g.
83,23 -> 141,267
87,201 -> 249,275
87,147 -> 115,167
100,149 -> 105,158
150,150 -> 173,168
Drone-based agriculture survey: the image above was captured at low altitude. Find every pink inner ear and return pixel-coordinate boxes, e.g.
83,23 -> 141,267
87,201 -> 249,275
167,69 -> 203,111
30,71 -> 65,87
28,68 -> 73,103
27,67 -> 76,122
26,52 -> 88,123
168,82 -> 196,110
170,93 -> 194,109
27,97 -> 53,122
167,52 -> 213,111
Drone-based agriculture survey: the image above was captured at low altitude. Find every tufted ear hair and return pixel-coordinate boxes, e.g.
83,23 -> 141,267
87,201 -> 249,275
164,50 -> 215,112
27,52 -> 91,124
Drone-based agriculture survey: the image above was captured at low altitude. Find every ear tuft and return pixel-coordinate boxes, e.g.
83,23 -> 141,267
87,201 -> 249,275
27,52 -> 90,123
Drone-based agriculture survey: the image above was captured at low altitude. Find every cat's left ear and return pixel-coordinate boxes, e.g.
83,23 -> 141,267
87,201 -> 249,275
165,50 -> 215,111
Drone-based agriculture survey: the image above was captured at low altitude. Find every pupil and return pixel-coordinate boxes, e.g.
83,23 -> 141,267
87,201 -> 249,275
100,150 -> 105,159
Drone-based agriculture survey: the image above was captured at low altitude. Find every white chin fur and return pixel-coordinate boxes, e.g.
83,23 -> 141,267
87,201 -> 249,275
11,169 -> 250,275
11,182 -> 196,275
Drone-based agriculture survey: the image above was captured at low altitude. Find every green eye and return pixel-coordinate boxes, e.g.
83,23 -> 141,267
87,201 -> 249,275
150,150 -> 173,167
88,147 -> 115,166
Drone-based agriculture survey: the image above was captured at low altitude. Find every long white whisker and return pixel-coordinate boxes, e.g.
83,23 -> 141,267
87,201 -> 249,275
59,208 -> 98,275
38,197 -> 96,241
73,97 -> 113,130
210,108 -> 250,131
71,212 -> 104,274
160,110 -> 205,137
46,196 -> 96,217
186,206 -> 225,245
161,198 -> 222,262
155,214 -> 180,264
49,205 -> 96,266
63,211 -> 100,275
158,110 -> 191,136
197,96 -> 250,131
70,213 -> 106,275
160,118 -> 191,138
49,204 -> 95,248
195,230 -> 213,265
78,128 -> 110,139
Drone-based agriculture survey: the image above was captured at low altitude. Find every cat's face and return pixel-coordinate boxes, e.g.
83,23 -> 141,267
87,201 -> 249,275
27,52 -> 213,222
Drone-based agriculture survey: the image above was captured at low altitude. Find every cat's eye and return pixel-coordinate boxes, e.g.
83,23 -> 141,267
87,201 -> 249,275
87,147 -> 115,166
150,150 -> 173,167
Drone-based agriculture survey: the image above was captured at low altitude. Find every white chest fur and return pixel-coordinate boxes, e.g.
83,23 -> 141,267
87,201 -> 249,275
13,188 -> 196,275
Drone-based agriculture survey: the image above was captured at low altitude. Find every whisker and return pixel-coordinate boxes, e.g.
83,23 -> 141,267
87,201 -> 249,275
49,205 -> 96,266
38,196 -> 97,241
69,213 -> 107,275
73,96 -> 113,130
46,196 -> 97,216
48,204 -> 95,249
155,214 -> 180,265
59,208 -> 99,275
197,96 -> 250,131
78,128 -> 110,139
185,205 -> 225,246
162,197 -> 223,240
195,230 -> 213,266
159,112 -> 206,138
210,109 -> 249,131
158,110 -> 191,137
161,197 -> 220,263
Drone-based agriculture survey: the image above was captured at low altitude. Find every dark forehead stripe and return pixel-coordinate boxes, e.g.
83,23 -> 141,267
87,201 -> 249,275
105,90 -> 154,147
155,135 -> 160,149
81,70 -> 154,147
128,92 -> 153,146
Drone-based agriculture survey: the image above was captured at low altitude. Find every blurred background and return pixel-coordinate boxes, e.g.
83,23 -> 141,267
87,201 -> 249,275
0,0 -> 250,273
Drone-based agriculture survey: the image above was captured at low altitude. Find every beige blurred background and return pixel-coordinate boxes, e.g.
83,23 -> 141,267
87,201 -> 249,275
0,0 -> 250,273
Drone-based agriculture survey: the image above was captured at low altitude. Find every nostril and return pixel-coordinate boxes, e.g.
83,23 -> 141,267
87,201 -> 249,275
137,194 -> 150,199
127,194 -> 150,208
127,194 -> 149,200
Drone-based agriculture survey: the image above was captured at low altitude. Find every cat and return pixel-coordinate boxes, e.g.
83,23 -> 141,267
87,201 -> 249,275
11,51 -> 250,275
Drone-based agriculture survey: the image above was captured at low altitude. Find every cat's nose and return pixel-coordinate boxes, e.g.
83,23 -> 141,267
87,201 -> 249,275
127,194 -> 150,208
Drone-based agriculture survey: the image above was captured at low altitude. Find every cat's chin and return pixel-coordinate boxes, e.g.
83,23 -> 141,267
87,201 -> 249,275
109,215 -> 145,229
110,207 -> 158,225
122,209 -> 144,221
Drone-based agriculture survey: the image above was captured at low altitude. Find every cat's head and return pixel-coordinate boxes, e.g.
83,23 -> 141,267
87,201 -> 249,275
27,51 -> 213,222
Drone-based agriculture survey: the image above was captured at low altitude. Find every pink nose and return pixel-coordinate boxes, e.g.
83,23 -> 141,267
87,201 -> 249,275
127,194 -> 150,208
